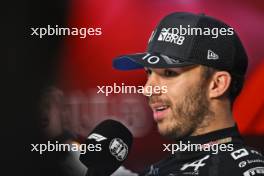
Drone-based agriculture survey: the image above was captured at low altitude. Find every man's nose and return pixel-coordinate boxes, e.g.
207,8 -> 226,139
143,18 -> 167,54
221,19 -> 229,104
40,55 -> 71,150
143,74 -> 162,97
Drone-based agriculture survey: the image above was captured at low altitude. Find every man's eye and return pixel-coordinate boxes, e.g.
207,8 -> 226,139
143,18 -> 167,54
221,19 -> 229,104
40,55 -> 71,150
164,69 -> 177,77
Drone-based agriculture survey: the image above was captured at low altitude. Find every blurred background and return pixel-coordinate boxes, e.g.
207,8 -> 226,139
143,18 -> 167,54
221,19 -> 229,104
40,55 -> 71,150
8,0 -> 264,175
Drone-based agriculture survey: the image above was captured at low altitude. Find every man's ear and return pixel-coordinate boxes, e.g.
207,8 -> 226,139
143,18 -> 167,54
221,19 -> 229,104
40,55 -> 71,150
208,71 -> 231,99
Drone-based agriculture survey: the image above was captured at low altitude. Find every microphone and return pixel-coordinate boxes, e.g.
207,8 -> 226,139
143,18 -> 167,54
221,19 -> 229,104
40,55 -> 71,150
79,119 -> 133,176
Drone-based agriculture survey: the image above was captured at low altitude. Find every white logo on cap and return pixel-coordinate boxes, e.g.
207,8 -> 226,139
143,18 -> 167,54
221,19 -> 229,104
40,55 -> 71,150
142,53 -> 160,64
157,28 -> 185,45
142,53 -> 185,65
207,50 -> 219,60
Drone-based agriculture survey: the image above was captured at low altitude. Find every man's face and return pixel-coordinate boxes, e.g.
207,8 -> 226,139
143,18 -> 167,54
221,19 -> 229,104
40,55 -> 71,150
144,65 -> 212,139
39,91 -> 63,139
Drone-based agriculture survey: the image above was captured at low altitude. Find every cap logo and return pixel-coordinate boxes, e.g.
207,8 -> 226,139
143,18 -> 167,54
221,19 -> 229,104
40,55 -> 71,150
142,53 -> 186,65
142,53 -> 160,64
207,50 -> 219,60
157,28 -> 185,45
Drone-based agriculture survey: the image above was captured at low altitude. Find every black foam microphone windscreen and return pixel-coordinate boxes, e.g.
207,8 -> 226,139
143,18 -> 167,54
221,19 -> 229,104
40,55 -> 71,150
79,119 -> 133,176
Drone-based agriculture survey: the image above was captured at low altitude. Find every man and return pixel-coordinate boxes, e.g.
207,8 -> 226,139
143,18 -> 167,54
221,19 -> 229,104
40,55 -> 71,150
38,86 -> 87,176
39,86 -> 65,139
113,12 -> 264,175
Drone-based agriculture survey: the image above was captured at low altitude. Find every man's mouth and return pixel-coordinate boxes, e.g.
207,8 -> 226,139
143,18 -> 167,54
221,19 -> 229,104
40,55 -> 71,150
150,103 -> 170,121
154,105 -> 169,112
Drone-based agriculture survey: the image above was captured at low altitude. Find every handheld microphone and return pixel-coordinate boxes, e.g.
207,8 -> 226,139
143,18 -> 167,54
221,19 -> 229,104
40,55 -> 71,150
79,119 -> 133,176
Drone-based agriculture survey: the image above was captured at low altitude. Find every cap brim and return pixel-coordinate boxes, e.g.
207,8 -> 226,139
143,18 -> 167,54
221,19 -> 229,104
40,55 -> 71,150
113,53 -> 195,70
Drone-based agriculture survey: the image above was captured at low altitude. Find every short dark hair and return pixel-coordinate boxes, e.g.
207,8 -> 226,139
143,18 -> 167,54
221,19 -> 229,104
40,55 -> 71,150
201,66 -> 245,106
227,74 -> 245,105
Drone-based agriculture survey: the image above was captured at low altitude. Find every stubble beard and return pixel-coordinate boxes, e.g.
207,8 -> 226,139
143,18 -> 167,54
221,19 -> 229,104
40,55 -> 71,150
158,83 -> 213,140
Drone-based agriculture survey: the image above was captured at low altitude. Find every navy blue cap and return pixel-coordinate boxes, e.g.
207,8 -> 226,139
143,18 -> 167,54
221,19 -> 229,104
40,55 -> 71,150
113,12 -> 248,77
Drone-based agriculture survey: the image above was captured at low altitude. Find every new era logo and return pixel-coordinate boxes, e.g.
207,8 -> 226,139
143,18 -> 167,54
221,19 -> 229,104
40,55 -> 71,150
207,50 -> 219,60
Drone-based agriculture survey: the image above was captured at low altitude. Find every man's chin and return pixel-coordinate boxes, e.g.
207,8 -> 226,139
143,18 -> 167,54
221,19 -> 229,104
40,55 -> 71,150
158,126 -> 178,139
157,124 -> 189,140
